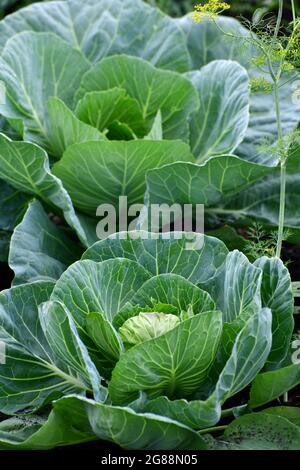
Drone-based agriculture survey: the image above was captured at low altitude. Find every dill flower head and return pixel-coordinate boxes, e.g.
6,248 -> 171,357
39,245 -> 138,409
249,76 -> 273,94
192,0 -> 230,23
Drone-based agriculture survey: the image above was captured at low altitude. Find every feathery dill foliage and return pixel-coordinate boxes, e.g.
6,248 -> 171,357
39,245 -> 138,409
244,222 -> 292,262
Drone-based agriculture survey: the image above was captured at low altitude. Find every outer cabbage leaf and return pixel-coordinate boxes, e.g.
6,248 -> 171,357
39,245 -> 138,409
187,60 -> 249,162
254,257 -> 294,370
210,250 -> 262,323
9,200 -> 82,285
220,173 -> 300,241
0,0 -> 190,72
82,231 -> 229,287
0,136 -> 89,246
144,156 -> 274,231
0,282 -> 106,413
250,364 -> 300,408
0,32 -> 90,151
237,75 -> 300,165
86,397 -> 207,450
53,140 -> 194,215
39,301 -> 106,402
0,179 -> 29,231
176,15 -> 253,70
0,395 -> 95,450
214,413 -> 300,450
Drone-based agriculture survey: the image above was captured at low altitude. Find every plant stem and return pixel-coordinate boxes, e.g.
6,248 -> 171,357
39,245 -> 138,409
274,0 -> 283,39
276,160 -> 286,258
275,1 -> 289,403
291,0 -> 296,25
199,425 -> 227,435
221,408 -> 234,418
273,79 -> 286,259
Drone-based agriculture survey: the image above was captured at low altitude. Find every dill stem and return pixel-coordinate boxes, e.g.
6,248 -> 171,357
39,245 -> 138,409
275,0 -> 292,402
273,78 -> 286,259
276,154 -> 286,258
291,0 -> 296,25
274,0 -> 283,39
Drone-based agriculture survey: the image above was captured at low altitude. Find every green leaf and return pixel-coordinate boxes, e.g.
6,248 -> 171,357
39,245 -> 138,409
77,55 -> 199,142
145,156 -> 274,216
187,60 -> 249,162
117,274 -> 215,325
0,282 -> 94,413
47,98 -> 104,159
0,32 -> 90,150
0,136 -> 89,246
218,413 -> 300,450
0,0 -> 190,72
221,173 -> 300,237
53,140 -> 194,215
238,75 -> 300,165
119,312 -> 180,346
0,282 -> 109,414
141,395 -> 222,431
109,311 -> 223,404
144,111 -> 163,140
39,301 -> 107,402
249,364 -> 300,408
254,257 -> 294,370
75,89 -> 147,138
176,15 -> 253,70
131,274 -> 215,313
82,232 -> 228,288
86,397 -> 207,450
51,258 -> 151,330
0,231 -> 10,262
210,250 -> 262,323
86,312 -> 123,364
213,308 -> 272,402
106,121 -> 135,140
0,395 -> 95,450
9,200 -> 82,285
0,179 -> 29,231
207,226 -> 248,252
262,407 -> 300,428
141,308 -> 272,429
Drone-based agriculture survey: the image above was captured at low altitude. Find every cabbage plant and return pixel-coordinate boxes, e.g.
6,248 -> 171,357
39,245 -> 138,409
0,0 -> 299,274
0,231 -> 297,450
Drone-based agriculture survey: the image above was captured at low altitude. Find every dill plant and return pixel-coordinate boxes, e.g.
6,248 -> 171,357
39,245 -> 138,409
193,0 -> 300,259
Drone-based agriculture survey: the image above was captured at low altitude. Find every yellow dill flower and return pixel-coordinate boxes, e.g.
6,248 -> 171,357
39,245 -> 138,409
249,77 -> 273,94
251,55 -> 267,67
272,45 -> 287,62
193,0 -> 230,23
280,62 -> 295,71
